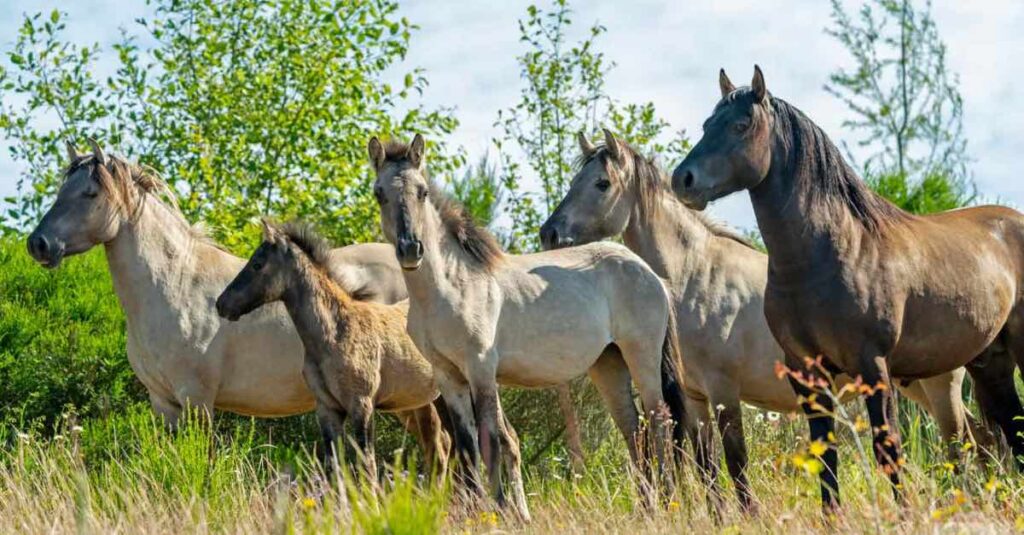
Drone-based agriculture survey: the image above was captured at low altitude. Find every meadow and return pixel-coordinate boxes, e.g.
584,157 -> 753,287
2,237 -> 1023,534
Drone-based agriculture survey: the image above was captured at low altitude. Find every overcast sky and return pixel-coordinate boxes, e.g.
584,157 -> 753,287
1,1 -> 1022,232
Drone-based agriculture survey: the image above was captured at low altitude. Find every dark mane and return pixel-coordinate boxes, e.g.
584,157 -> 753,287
768,95 -> 909,232
381,141 -> 504,269
574,141 -> 756,250
280,220 -> 332,267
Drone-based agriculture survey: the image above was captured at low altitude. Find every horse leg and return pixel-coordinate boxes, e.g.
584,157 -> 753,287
468,365 -> 505,510
709,385 -> 756,513
399,404 -> 449,480
683,392 -> 722,511
618,340 -> 673,500
149,393 -> 183,430
858,352 -> 904,504
496,399 -> 530,522
316,404 -> 347,478
586,347 -> 640,463
436,372 -> 484,499
784,352 -> 839,513
968,334 -> 1024,467
556,384 -> 586,473
349,397 -> 377,480
914,370 -> 971,461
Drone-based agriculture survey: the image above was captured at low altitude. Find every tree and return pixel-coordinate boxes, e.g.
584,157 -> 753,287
494,0 -> 687,251
0,1 -> 462,249
825,0 -> 973,213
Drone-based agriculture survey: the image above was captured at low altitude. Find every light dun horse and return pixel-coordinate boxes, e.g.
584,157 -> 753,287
672,66 -> 1024,510
540,129 -> 983,511
215,219 -> 449,477
368,134 -> 687,516
26,140 -> 406,426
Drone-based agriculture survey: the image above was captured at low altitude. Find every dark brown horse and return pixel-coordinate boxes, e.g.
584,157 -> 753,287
671,66 -> 1024,511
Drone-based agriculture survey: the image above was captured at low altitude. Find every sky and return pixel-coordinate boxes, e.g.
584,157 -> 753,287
1,0 -> 1022,233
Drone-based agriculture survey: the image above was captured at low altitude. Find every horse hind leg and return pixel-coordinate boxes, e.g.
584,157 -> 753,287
969,328 -> 1024,467
398,403 -> 450,481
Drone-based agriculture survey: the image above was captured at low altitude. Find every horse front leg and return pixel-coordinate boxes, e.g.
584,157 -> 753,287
315,404 -> 347,478
859,352 -> 904,504
711,390 -> 757,513
349,397 -> 377,481
435,371 -> 484,499
784,352 -> 840,514
469,367 -> 505,510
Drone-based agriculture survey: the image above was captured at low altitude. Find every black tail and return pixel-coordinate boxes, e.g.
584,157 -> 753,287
660,305 -> 688,463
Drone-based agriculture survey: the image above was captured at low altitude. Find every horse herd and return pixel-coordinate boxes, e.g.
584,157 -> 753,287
23,66 -> 1024,519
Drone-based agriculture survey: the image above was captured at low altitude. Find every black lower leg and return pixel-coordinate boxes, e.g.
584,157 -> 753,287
717,405 -> 756,512
787,374 -> 839,511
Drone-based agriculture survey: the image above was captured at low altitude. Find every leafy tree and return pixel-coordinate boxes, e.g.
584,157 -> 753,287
825,0 -> 973,212
0,1 -> 462,249
494,0 -> 687,251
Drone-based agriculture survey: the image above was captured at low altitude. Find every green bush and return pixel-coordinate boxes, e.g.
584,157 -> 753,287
0,236 -> 139,429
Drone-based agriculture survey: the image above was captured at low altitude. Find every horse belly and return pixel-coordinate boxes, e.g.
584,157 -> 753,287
892,292 -> 1009,377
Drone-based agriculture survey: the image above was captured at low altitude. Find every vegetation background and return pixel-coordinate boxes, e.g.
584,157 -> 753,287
0,0 -> 1020,532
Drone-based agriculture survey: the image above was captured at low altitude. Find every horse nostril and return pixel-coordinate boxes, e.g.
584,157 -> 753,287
28,234 -> 48,258
683,170 -> 695,189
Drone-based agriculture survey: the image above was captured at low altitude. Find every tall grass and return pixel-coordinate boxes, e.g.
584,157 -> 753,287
2,404 -> 1021,534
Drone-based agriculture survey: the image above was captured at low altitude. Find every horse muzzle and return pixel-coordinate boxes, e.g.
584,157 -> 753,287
26,231 -> 65,269
215,294 -> 242,322
396,238 -> 423,271
670,166 -> 710,211
539,222 -> 575,250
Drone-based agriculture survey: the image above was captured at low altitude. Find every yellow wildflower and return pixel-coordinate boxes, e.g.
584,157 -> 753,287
301,497 -> 316,510
985,477 -> 1000,493
809,440 -> 828,457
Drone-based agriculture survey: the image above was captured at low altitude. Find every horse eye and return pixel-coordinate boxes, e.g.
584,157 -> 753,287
83,190 -> 99,199
595,180 -> 611,192
734,120 -> 750,133
252,261 -> 264,272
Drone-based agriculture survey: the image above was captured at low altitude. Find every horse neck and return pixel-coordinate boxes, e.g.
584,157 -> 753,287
749,133 -> 862,281
401,208 -> 478,303
280,259 -> 353,353
103,195 -> 222,318
622,185 -> 712,283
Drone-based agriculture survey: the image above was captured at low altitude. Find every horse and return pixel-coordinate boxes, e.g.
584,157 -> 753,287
368,134 -> 688,517
539,129 -> 987,511
25,140 -> 407,427
216,219 -> 451,477
671,66 -> 1024,511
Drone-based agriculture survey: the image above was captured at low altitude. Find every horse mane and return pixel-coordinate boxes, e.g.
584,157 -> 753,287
768,96 -> 910,232
64,153 -> 221,246
574,141 -> 757,250
279,220 -> 332,268
381,140 -> 504,270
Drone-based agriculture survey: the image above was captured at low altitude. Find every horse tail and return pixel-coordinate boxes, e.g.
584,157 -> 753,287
660,301 -> 688,463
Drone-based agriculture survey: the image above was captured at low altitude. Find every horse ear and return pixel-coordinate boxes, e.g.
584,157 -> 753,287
719,69 -> 736,98
577,131 -> 596,158
751,65 -> 767,103
367,136 -> 385,172
260,217 -> 279,242
407,134 -> 426,169
65,140 -> 79,162
86,138 -> 108,166
602,128 -> 621,161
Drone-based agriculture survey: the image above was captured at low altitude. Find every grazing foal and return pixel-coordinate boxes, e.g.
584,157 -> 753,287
216,220 -> 448,476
